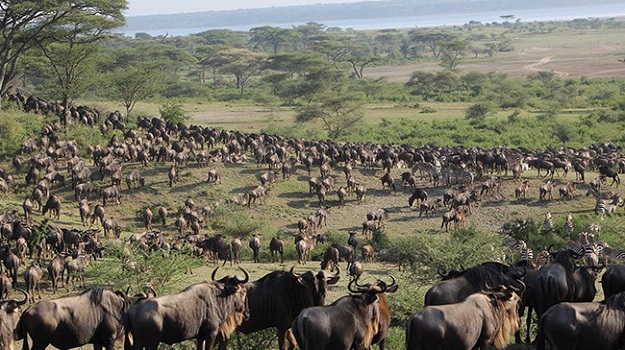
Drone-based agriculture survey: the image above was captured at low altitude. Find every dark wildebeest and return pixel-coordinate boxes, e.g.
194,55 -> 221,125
599,164 -> 620,187
408,188 -> 429,207
206,169 -> 221,184
424,265 -> 526,306
230,237 -> 243,265
236,267 -> 340,350
0,273 -> 11,301
125,169 -> 145,192
143,208 -> 153,230
22,197 -> 33,224
158,206 -> 168,226
75,181 -> 99,201
79,199 -> 91,226
406,286 -> 523,350
24,262 -> 42,303
292,276 -> 397,350
269,237 -> 284,263
0,246 -> 20,288
320,247 -> 339,271
0,290 -> 28,350
380,172 -> 397,193
101,185 -> 121,206
361,245 -> 375,263
42,195 -> 61,220
123,268 -> 249,350
47,253 -> 69,294
91,204 -> 105,226
536,291 -> 625,350
167,165 -> 178,188
602,263 -> 625,298
249,234 -> 261,263
348,261 -> 364,279
18,287 -> 147,350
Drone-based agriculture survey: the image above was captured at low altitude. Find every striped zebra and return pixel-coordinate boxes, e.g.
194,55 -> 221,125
602,246 -> 625,265
534,248 -> 551,267
543,211 -> 554,231
564,212 -> 574,238
507,239 -> 534,264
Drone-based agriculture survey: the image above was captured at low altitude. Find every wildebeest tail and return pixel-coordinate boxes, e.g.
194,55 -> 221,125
123,312 -> 134,350
15,315 -> 28,350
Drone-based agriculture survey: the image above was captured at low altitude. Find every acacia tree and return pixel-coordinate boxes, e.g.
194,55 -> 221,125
249,26 -> 299,54
206,48 -> 267,97
296,93 -> 363,140
0,0 -> 127,107
439,40 -> 467,71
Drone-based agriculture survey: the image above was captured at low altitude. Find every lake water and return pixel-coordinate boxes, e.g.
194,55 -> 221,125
120,3 -> 625,37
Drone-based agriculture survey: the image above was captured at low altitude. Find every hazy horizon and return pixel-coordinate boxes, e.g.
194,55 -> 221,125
125,0 -> 382,16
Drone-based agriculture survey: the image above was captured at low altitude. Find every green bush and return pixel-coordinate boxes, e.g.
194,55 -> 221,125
159,101 -> 189,124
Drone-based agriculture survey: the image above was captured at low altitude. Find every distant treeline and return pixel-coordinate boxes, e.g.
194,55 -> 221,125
124,0 -> 624,31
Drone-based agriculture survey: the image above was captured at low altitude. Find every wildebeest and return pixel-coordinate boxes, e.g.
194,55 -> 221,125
0,246 -> 20,288
247,186 -> 270,208
125,169 -> 145,191
320,247 -> 339,271
18,287 -> 146,350
167,165 -> 178,188
143,207 -> 153,230
249,234 -> 261,263
47,253 -> 69,294
158,206 -> 168,226
536,291 -> 625,350
408,188 -> 428,207
41,194 -> 61,220
602,263 -> 625,298
24,262 -> 42,303
101,185 -> 121,206
361,244 -> 375,263
424,264 -> 526,306
103,217 -> 121,238
407,286 -> 523,350
269,237 -> 284,263
91,203 -> 105,226
206,168 -> 221,184
292,276 -> 397,350
236,267 -> 340,350
123,268 -> 249,350
0,290 -> 28,350
419,198 -> 442,218
230,237 -> 243,265
348,261 -> 364,279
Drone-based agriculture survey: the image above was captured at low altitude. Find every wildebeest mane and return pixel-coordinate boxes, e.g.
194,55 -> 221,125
82,286 -> 114,305
601,291 -> 625,309
464,266 -> 511,290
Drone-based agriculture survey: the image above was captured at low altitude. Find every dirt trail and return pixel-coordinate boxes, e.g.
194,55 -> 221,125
524,56 -> 569,77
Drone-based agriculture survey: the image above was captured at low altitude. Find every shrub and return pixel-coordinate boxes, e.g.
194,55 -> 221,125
159,101 -> 189,124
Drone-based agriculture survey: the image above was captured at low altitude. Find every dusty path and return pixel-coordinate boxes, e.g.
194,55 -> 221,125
524,56 -> 569,77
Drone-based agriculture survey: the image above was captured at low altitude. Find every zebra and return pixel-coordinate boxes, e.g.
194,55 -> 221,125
543,211 -> 554,231
564,212 -> 574,238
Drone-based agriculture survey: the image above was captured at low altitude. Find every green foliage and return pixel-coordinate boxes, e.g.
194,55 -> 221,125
159,101 -> 189,124
89,244 -> 202,295
210,207 -> 266,238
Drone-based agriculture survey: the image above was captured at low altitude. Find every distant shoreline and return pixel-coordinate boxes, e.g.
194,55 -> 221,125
120,2 -> 625,37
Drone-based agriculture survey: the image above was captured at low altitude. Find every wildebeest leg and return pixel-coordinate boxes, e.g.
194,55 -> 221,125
526,305 -> 534,343
278,328 -> 297,350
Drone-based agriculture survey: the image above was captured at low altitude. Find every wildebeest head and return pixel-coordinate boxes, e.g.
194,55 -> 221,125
348,275 -> 398,304
0,289 -> 28,350
211,266 -> 250,297
290,266 -> 340,306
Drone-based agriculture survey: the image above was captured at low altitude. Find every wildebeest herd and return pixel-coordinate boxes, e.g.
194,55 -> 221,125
2,97 -> 625,349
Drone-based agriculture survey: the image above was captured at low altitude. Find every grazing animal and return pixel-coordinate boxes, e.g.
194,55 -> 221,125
292,277 -> 397,350
125,169 -> 145,191
143,207 -> 153,230
407,287 -> 522,350
380,172 -> 397,193
361,245 -> 375,263
419,198 -> 442,218
514,180 -> 529,200
42,195 -> 61,220
236,267 -> 340,350
408,188 -> 428,207
168,165 -> 179,188
101,185 -> 121,206
348,261 -> 364,279
230,238 -> 243,265
0,290 -> 28,350
536,292 -> 625,350
539,180 -> 555,201
249,234 -> 261,263
19,287 -> 146,350
123,268 -> 249,350
206,168 -> 221,184
269,237 -> 284,263
158,206 -> 168,226
355,184 -> 367,202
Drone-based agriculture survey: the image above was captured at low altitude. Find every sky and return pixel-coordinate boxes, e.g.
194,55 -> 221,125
125,0 -> 374,16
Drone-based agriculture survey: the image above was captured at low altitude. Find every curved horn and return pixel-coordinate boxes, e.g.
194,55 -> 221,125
236,266 -> 250,284
460,264 -> 466,272
125,286 -> 131,296
437,268 -> 449,278
347,278 -> 360,293
387,275 -> 397,289
333,265 -> 341,277
211,267 -> 219,281
547,244 -> 555,255
147,285 -> 158,297
290,266 -> 300,278
509,279 -> 526,295
6,289 -> 29,306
